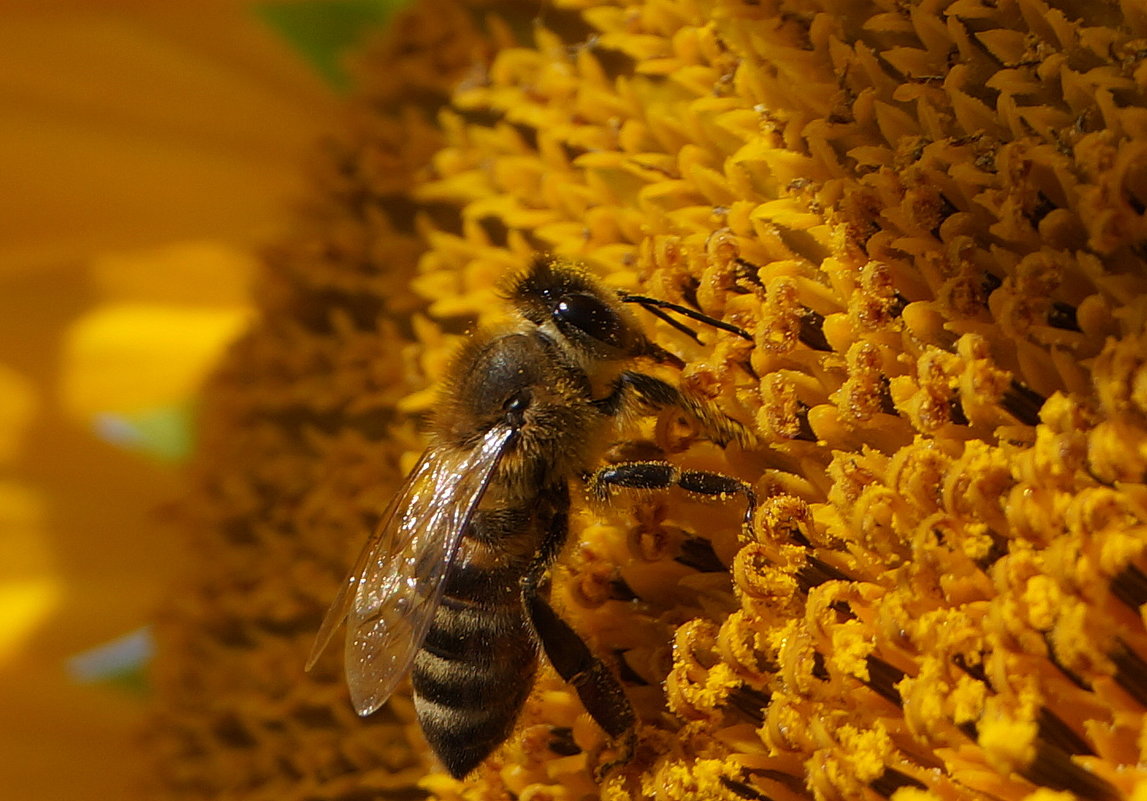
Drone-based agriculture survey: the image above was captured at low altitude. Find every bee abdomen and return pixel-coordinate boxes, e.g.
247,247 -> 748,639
412,597 -> 537,778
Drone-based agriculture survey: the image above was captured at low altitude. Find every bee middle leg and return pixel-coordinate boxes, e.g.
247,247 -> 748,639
586,461 -> 757,529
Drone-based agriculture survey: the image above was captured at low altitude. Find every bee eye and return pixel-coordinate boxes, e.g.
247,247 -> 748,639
554,293 -> 625,349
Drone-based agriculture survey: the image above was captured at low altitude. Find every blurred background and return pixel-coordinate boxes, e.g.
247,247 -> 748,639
0,2 -> 351,797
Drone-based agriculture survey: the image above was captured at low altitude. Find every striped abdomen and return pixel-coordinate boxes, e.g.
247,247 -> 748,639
410,519 -> 539,777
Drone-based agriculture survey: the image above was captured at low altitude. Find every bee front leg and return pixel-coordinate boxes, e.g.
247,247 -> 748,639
593,371 -> 755,449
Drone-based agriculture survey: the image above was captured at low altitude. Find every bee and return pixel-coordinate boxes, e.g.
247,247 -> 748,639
306,255 -> 755,778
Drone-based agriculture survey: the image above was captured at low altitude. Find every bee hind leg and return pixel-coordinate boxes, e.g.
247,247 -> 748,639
520,495 -> 636,748
523,585 -> 636,740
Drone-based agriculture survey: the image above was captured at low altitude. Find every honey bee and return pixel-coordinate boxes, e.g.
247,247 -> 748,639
306,255 -> 755,778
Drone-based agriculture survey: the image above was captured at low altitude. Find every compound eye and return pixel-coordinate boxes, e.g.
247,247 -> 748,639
554,292 -> 626,349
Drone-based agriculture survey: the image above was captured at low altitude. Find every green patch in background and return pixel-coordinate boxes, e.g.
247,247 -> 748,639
93,404 -> 195,464
256,0 -> 412,90
69,627 -> 153,697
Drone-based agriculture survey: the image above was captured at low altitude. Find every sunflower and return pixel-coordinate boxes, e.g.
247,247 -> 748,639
147,0 -> 1147,799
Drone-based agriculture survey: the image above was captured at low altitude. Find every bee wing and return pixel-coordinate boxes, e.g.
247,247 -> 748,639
305,450 -> 436,673
306,424 -> 516,716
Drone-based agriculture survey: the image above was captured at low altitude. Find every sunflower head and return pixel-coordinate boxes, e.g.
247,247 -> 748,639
149,0 -> 1147,799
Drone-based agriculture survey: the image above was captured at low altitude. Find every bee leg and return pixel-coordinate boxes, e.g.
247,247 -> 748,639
521,493 -> 636,745
523,584 -> 636,739
593,371 -> 754,448
586,461 -> 757,532
591,727 -> 636,782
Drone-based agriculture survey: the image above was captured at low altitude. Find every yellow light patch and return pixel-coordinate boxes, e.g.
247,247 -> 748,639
0,480 -> 57,667
0,578 -> 61,666
0,364 -> 36,465
60,304 -> 250,420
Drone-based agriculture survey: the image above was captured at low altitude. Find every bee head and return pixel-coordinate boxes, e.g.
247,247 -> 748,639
504,255 -> 651,362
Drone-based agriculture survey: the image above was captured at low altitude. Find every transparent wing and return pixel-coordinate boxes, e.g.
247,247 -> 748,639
305,451 -> 436,672
305,424 -> 515,716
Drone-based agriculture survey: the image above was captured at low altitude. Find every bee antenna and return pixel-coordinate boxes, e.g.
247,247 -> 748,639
635,303 -> 704,344
619,293 -> 753,342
